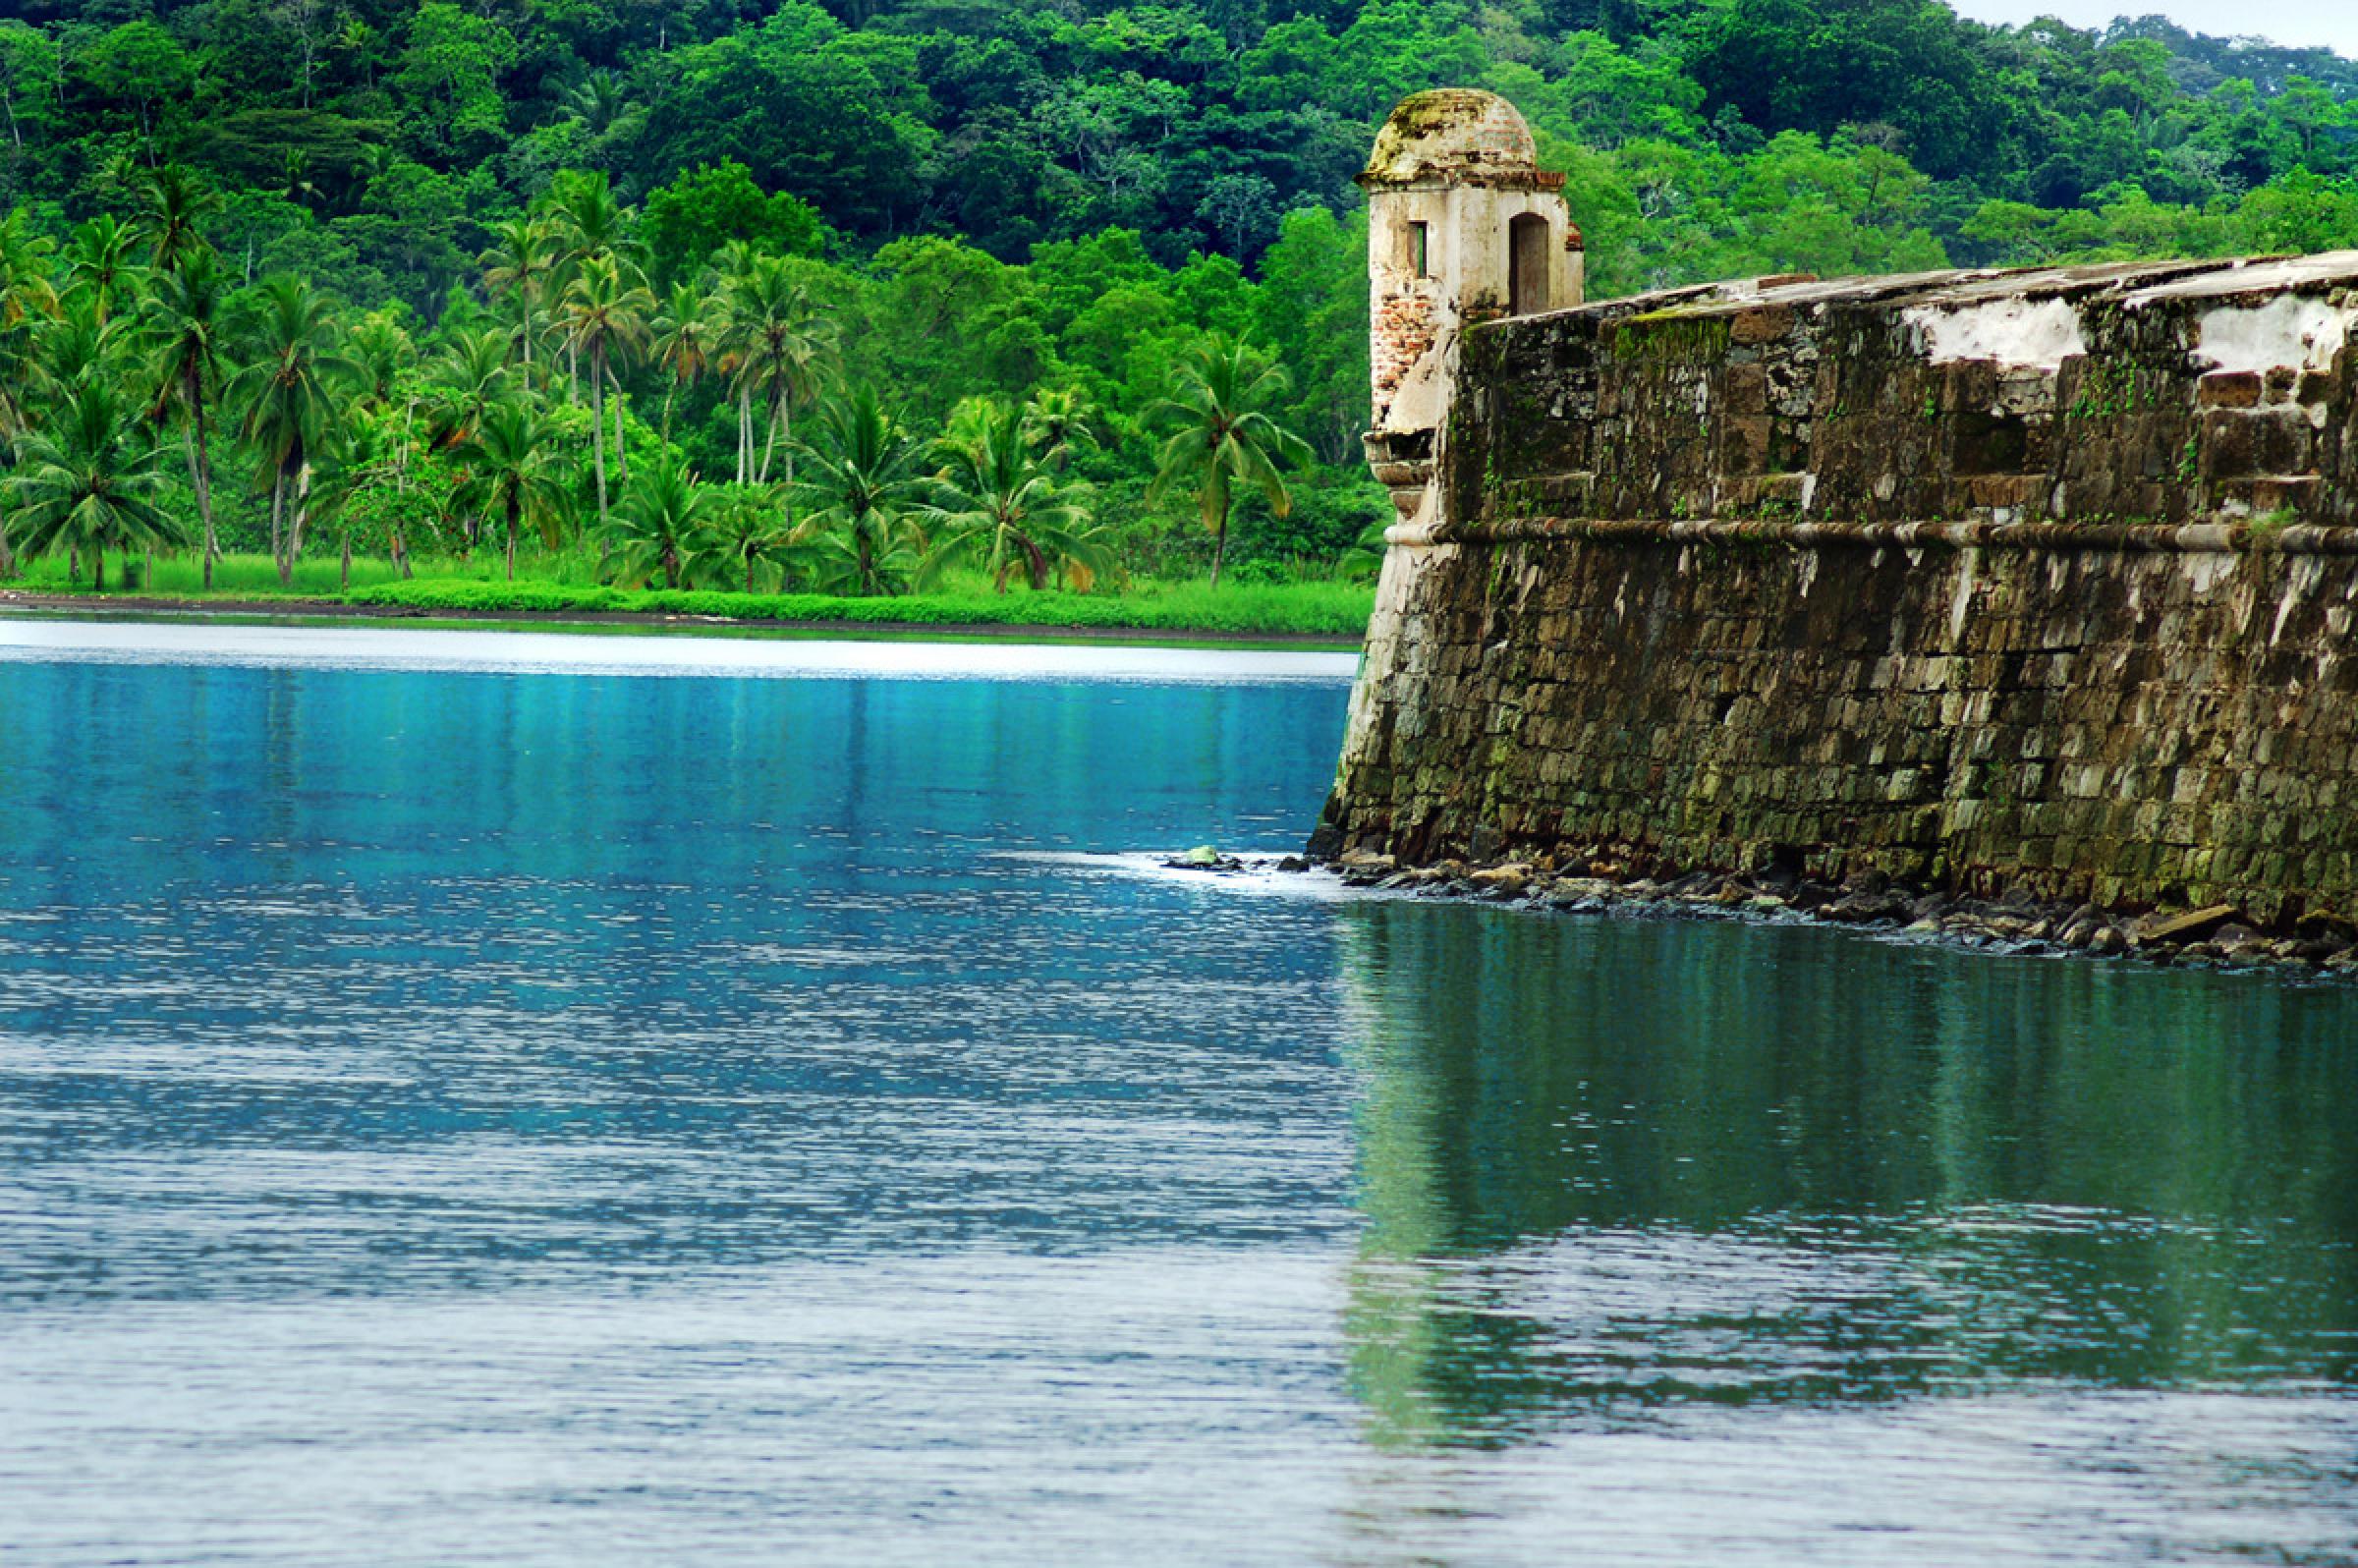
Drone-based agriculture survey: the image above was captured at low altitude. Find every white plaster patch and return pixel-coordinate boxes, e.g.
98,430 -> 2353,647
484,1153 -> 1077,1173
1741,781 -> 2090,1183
1946,548 -> 1979,647
2273,555 -> 2326,644
1905,298 -> 2086,370
2180,551 -> 2238,595
1794,551 -> 1819,597
2194,295 -> 2352,374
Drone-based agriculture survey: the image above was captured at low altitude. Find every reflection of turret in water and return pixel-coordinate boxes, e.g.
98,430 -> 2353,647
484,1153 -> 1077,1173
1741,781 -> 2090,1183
1331,901 -> 2358,1446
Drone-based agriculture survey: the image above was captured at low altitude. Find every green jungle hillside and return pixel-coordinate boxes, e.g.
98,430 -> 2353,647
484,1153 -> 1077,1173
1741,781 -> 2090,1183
0,0 -> 2354,597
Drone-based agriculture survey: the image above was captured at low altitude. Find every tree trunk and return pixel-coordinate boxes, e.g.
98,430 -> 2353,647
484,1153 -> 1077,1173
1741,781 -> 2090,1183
340,532 -> 350,590
590,344 -> 609,530
660,384 -> 676,441
268,469 -> 287,585
758,386 -> 782,483
781,403 -> 795,532
736,385 -> 752,484
185,385 -> 216,591
611,372 -> 627,483
1210,497 -> 1228,589
93,549 -> 105,592
288,453 -> 311,586
506,493 -> 520,581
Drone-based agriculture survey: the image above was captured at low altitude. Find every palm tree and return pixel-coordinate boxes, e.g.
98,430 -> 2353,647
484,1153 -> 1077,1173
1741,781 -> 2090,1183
478,217 -> 557,375
424,327 -> 509,450
456,400 -> 571,581
1021,384 -> 1098,472
136,165 -> 221,274
703,483 -> 810,591
138,251 -> 231,588
63,214 -> 141,322
226,275 -> 361,585
796,385 -> 930,596
36,290 -> 127,393
925,401 -> 1107,592
542,169 -> 634,272
717,252 -> 831,488
0,209 -> 58,578
348,309 -> 414,409
563,70 -> 645,142
1147,335 -> 1315,588
648,282 -> 716,439
3,380 -> 185,591
604,459 -> 713,590
554,252 -> 653,532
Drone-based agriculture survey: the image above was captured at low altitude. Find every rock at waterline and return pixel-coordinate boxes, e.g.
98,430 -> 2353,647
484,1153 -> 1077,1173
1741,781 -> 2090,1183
1166,845 -> 1247,872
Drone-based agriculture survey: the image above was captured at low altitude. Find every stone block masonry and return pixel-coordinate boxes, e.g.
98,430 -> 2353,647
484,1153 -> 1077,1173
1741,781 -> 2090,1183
1318,184 -> 2358,931
1320,516 -> 2358,927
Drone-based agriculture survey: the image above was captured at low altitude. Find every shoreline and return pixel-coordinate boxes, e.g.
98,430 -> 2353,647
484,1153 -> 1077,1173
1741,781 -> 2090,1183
0,590 -> 1363,651
1316,850 -> 2358,978
0,616 -> 1359,684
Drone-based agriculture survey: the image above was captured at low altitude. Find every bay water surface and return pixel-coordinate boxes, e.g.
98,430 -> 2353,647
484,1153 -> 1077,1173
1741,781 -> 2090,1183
1,621 -> 2354,1566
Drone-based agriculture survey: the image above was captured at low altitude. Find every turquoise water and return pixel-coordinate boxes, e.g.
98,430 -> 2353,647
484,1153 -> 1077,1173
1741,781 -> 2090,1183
2,630 -> 2355,1566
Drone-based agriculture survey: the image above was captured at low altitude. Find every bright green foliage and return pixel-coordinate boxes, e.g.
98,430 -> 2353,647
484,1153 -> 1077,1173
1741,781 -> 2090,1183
602,457 -> 713,590
3,381 -> 184,590
347,576 -> 1376,638
924,400 -> 1108,592
0,0 -> 2355,602
224,274 -> 363,585
138,251 -> 232,588
1148,337 -> 1316,589
643,162 -> 829,288
796,385 -> 932,597
456,400 -> 571,581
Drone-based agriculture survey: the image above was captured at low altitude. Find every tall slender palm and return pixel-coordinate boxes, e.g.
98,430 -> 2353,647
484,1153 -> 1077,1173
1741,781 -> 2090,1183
226,275 -> 361,585
797,385 -> 930,596
0,210 -> 58,577
604,459 -> 712,590
554,253 -> 653,532
478,217 -> 557,376
3,381 -> 184,591
456,399 -> 571,581
718,253 -> 832,490
1146,335 -> 1315,589
925,401 -> 1106,593
138,251 -> 231,588
648,282 -> 716,439
540,170 -> 635,399
136,165 -> 221,273
63,214 -> 141,322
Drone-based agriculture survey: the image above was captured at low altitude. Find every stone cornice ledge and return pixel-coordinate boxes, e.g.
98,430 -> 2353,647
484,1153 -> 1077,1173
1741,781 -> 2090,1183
1385,515 -> 2358,555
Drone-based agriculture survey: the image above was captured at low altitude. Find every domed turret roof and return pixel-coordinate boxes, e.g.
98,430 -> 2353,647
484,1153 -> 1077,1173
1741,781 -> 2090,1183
1361,89 -> 1539,188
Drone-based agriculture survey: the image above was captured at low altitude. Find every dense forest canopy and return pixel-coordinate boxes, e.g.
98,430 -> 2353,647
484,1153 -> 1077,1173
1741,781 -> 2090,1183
1,0 -> 2356,588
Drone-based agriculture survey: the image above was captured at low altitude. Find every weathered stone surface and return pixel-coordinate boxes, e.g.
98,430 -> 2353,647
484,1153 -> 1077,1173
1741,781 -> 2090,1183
1320,246 -> 2358,931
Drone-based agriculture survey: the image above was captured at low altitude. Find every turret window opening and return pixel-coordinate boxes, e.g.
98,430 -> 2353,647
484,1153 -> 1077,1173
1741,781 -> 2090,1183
1509,212 -> 1549,315
1408,221 -> 1430,278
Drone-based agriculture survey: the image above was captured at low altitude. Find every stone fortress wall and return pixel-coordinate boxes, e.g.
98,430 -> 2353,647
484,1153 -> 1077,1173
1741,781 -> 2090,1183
1316,89 -> 2358,936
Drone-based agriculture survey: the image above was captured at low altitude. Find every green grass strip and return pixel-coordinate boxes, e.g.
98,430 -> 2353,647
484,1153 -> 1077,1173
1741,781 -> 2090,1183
345,578 -> 1375,637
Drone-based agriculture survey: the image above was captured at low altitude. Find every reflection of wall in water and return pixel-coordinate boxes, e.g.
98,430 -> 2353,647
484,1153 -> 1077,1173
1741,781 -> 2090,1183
1333,901 -> 2358,1442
